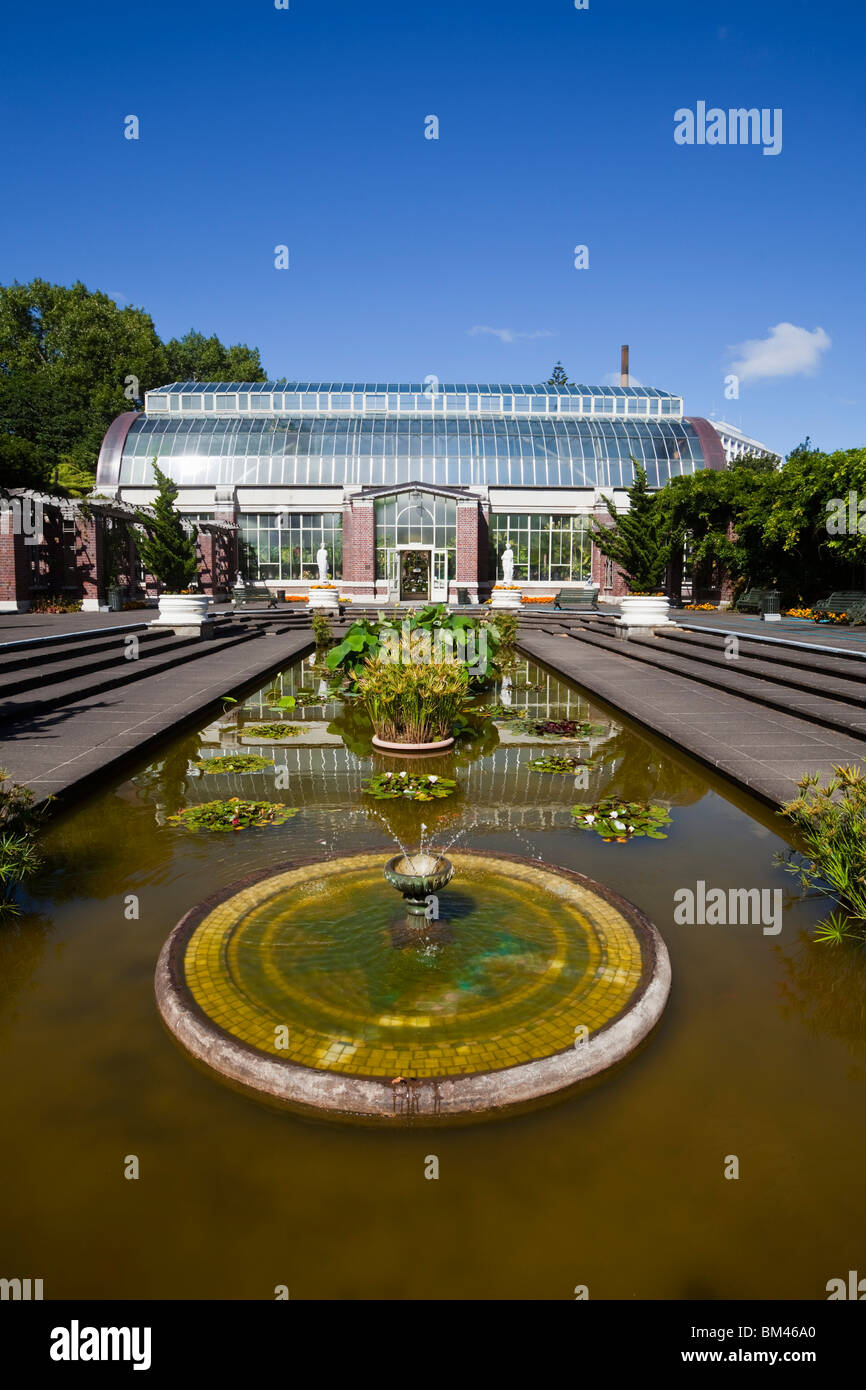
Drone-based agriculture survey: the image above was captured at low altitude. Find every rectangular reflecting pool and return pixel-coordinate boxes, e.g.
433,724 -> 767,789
1,655 -> 863,1299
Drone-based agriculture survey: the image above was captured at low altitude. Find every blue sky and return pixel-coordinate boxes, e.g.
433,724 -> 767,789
1,0 -> 863,455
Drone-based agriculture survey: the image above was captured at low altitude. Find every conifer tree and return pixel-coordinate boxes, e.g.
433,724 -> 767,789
134,462 -> 199,592
592,461 -> 670,592
546,361 -> 570,387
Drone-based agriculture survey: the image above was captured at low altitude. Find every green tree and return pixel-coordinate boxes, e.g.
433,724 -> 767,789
593,462 -> 670,592
134,463 -> 199,592
163,330 -> 266,383
0,435 -> 52,490
0,280 -> 268,493
0,279 -> 166,481
546,361 -> 570,387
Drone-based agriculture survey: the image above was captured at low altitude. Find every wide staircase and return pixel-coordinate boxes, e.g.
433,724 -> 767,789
0,609 -> 312,723
515,609 -> 866,741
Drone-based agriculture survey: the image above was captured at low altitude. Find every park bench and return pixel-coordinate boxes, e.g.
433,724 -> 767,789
812,590 -> 866,623
553,588 -> 599,611
233,584 -> 278,608
735,588 -> 777,614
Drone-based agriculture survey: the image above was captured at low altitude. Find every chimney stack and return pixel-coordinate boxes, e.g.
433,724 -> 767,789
620,345 -> 629,387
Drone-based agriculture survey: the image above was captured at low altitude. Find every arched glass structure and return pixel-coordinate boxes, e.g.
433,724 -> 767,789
110,413 -> 709,490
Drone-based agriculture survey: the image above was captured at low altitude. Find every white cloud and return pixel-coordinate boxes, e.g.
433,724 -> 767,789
108,291 -> 130,304
469,326 -> 555,344
729,322 -> 831,383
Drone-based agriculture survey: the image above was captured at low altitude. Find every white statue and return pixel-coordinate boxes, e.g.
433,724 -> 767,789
235,571 -> 243,588
316,544 -> 329,582
501,545 -> 514,584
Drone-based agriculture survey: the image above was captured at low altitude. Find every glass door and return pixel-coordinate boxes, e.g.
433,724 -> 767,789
400,550 -> 430,600
387,548 -> 399,600
431,548 -> 448,601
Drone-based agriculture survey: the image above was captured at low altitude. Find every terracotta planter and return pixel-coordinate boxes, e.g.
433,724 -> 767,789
371,734 -> 455,755
617,595 -> 671,628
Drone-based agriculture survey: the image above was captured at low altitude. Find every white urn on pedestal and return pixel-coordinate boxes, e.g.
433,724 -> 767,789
616,594 -> 672,631
150,593 -> 213,636
490,587 -> 522,609
309,587 -> 340,610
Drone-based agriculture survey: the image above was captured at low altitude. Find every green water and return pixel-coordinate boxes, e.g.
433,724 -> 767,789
1,656 -> 865,1299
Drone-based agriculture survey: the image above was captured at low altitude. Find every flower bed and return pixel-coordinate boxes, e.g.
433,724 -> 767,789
283,595 -> 309,602
684,603 -> 717,611
522,596 -> 555,605
572,799 -> 672,842
362,771 -> 456,801
29,595 -> 83,614
167,799 -> 298,832
785,607 -> 814,620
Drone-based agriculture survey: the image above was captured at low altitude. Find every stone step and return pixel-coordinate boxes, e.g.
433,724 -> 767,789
0,628 -> 207,696
561,624 -> 866,739
0,624 -> 260,722
636,630 -> 866,709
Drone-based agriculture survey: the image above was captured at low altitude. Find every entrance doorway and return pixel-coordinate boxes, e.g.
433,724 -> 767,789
400,550 -> 430,600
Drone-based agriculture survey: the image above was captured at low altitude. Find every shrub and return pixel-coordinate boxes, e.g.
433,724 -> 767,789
356,658 -> 469,744
491,611 -> 518,647
311,611 -> 333,647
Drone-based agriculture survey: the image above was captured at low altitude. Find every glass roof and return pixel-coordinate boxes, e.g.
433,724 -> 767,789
150,381 -> 677,398
108,415 -> 708,490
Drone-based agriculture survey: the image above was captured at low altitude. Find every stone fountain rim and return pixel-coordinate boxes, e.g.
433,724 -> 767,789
155,847 -> 671,1126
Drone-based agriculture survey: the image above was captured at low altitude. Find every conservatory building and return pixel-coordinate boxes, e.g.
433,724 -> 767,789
95,381 -> 728,604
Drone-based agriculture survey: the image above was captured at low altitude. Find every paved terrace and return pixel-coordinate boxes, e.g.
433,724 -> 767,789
0,609 -> 313,804
4,602 -> 866,813
516,607 -> 866,807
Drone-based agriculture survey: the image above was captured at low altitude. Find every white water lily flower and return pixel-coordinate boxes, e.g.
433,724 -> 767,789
428,776 -> 438,783
584,814 -> 595,823
400,771 -> 407,777
612,820 -> 627,831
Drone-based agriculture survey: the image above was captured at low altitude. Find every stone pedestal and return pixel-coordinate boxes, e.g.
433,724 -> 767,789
309,588 -> 340,609
490,587 -> 522,609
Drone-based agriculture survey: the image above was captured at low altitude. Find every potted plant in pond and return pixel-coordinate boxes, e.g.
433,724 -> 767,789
592,462 -> 672,628
135,463 -> 209,632
356,658 -> 469,754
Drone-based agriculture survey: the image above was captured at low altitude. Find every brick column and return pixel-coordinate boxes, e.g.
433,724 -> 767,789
0,517 -> 30,611
196,529 -> 216,595
214,486 -> 239,583
590,513 -> 628,599
451,498 -> 482,604
341,498 -> 376,601
76,511 -> 107,611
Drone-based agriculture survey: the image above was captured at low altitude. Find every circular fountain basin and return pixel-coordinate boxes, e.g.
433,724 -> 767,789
155,851 -> 670,1125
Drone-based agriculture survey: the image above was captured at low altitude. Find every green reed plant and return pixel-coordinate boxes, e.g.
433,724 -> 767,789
0,771 -> 46,916
778,764 -> 866,944
356,658 -> 469,744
